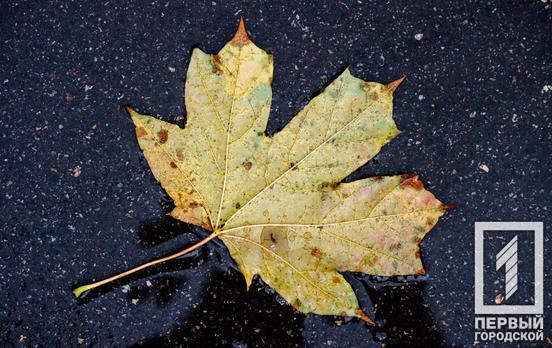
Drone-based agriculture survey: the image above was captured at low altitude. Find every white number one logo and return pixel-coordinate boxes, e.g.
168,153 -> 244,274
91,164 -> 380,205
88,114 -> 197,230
496,235 -> 518,300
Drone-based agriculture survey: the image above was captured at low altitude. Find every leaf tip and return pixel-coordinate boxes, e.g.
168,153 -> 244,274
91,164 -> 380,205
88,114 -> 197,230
232,17 -> 250,47
123,105 -> 135,114
386,75 -> 406,93
124,105 -> 140,121
441,203 -> 457,212
124,105 -> 144,126
356,310 -> 375,325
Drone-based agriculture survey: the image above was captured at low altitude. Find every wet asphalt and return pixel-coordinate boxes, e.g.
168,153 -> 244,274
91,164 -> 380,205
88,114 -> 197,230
0,1 -> 550,346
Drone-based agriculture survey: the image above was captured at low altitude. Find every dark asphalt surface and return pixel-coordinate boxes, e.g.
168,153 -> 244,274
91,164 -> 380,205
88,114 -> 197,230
0,1 -> 550,347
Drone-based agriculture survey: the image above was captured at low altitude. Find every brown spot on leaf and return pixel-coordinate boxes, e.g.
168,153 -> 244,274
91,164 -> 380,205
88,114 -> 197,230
176,148 -> 184,161
370,92 -> 379,101
260,227 -> 290,253
389,242 -> 402,251
415,267 -> 426,275
402,175 -> 424,190
212,55 -> 223,75
373,176 -> 383,182
189,202 -> 199,208
319,182 -> 329,189
415,250 -> 421,258
157,129 -> 168,144
136,127 -> 147,139
332,276 -> 341,284
311,248 -> 323,257
243,161 -> 252,170
169,162 -> 177,169
293,298 -> 301,310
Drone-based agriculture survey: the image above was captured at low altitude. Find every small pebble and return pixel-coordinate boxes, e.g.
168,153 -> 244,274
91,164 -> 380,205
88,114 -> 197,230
71,165 -> 82,177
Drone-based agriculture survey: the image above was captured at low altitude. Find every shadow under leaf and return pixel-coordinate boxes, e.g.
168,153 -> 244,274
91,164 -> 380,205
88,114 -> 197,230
133,269 -> 305,348
138,214 -> 197,249
365,279 -> 445,347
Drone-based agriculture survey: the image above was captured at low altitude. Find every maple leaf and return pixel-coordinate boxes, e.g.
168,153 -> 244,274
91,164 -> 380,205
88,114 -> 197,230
73,19 -> 452,323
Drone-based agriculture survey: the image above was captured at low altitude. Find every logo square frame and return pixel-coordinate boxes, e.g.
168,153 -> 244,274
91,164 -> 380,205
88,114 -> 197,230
474,222 -> 543,315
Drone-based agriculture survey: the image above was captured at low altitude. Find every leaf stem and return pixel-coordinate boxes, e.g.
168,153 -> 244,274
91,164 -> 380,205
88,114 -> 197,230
72,232 -> 222,298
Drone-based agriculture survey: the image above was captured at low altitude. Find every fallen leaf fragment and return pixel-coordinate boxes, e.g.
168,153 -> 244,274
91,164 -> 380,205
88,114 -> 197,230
73,19 -> 452,324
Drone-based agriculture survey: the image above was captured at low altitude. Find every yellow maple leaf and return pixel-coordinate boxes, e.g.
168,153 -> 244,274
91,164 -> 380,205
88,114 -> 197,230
74,19 -> 452,323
